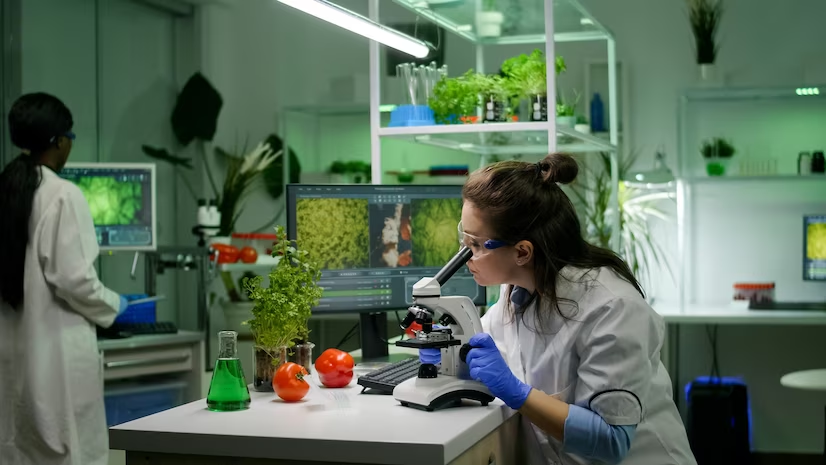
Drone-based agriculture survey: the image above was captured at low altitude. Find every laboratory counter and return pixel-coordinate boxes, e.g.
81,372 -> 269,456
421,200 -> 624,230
109,381 -> 521,465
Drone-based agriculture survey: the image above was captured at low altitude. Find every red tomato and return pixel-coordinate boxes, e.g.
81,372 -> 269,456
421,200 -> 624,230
273,362 -> 310,402
209,244 -> 240,264
314,348 -> 355,388
239,246 -> 258,264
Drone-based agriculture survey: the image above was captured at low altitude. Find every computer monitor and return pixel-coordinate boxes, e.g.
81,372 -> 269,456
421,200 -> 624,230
287,184 -> 486,359
59,163 -> 157,251
804,215 -> 826,281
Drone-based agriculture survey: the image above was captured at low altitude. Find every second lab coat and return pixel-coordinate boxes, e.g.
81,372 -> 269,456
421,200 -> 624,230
482,266 -> 697,465
0,167 -> 121,465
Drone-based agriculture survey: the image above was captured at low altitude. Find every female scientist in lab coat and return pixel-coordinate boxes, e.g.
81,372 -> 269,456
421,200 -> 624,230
0,93 -> 128,465
423,153 -> 696,464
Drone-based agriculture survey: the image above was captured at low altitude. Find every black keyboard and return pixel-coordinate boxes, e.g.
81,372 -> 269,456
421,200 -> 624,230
98,321 -> 178,338
357,358 -> 420,394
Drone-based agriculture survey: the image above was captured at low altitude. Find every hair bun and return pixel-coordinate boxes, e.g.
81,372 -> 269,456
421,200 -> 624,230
538,153 -> 578,185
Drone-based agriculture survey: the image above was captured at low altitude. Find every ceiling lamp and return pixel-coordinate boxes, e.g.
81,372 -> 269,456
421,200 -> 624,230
275,0 -> 430,58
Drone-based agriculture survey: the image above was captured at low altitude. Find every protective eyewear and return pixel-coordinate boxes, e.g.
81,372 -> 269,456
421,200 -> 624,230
50,131 -> 76,144
457,221 -> 508,260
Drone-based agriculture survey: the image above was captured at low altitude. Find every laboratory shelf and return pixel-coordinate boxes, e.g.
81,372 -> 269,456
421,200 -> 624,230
680,174 -> 826,184
391,0 -> 612,44
379,123 -> 615,155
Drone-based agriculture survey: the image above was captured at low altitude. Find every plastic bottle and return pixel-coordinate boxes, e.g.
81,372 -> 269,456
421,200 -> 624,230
590,93 -> 605,133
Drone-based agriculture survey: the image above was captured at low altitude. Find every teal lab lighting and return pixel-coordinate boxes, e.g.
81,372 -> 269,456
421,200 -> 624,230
795,87 -> 820,96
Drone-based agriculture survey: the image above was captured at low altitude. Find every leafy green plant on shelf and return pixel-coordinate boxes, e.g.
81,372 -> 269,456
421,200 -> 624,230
429,70 -> 481,124
688,0 -> 723,65
243,225 -> 323,389
700,137 -> 735,176
567,152 -> 674,300
501,49 -> 566,100
473,73 -> 520,122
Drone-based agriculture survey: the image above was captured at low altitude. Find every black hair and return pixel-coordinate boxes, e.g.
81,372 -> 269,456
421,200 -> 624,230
463,153 -> 644,332
0,92 -> 73,309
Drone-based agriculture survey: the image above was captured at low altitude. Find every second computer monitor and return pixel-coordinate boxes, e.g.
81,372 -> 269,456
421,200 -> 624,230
59,163 -> 157,251
804,214 -> 826,281
287,184 -> 485,314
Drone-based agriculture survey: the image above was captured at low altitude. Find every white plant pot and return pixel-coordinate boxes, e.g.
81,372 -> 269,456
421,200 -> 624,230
574,123 -> 591,134
556,116 -> 576,128
476,11 -> 503,38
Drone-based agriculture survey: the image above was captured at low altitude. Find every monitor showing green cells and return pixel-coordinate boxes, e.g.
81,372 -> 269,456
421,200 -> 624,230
804,215 -> 826,281
59,163 -> 157,251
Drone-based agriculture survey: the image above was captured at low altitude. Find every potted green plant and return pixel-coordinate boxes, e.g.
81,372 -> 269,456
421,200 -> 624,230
502,49 -> 566,122
688,0 -> 723,82
243,225 -> 323,392
574,115 -> 591,134
473,74 -> 518,123
700,137 -> 735,176
476,0 -> 503,38
429,70 -> 481,124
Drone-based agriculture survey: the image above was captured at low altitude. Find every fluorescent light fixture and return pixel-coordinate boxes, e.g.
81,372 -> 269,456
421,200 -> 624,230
275,0 -> 430,58
796,87 -> 820,96
379,104 -> 397,113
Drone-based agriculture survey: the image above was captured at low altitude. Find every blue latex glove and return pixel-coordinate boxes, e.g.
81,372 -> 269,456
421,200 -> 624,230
119,296 -> 129,314
465,332 -> 532,410
419,348 -> 441,365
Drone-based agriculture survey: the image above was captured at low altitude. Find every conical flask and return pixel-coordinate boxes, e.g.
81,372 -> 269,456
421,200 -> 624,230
207,330 -> 251,412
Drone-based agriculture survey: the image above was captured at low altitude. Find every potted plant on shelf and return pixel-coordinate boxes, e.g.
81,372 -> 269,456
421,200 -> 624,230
574,115 -> 591,134
476,0 -> 504,38
502,49 -> 566,122
429,70 -> 481,124
243,225 -> 323,391
700,137 -> 735,176
688,0 -> 723,82
474,73 -> 518,123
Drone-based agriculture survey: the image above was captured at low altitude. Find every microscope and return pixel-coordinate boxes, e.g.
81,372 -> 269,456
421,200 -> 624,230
393,246 -> 494,411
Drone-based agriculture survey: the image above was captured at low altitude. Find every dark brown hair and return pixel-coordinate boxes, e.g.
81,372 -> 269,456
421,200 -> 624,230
462,153 -> 643,331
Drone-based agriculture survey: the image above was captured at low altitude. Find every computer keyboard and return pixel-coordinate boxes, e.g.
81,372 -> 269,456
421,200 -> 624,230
98,321 -> 179,339
357,357 -> 420,394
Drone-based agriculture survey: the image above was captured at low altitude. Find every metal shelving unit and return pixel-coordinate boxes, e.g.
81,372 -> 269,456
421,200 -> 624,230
367,0 -> 621,250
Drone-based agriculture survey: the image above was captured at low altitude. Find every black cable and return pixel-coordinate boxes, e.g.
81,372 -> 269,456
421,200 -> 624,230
334,322 -> 359,350
705,324 -> 720,380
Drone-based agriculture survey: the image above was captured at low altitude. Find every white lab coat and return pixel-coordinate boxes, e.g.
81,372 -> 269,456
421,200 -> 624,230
0,167 -> 121,465
482,266 -> 697,465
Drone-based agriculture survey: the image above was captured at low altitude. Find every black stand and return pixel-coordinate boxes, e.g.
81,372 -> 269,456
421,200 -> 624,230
359,312 -> 389,361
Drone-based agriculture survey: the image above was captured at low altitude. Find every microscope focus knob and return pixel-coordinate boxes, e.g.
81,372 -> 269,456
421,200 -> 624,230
459,343 -> 474,363
418,363 -> 438,379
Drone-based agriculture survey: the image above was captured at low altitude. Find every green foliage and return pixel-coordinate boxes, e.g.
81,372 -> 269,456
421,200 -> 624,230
501,49 -> 566,98
700,137 -> 735,158
243,225 -> 323,359
429,70 -> 481,124
296,198 -> 370,269
482,0 -> 497,11
688,0 -> 722,64
567,152 -> 674,294
472,73 -> 520,114
411,198 -> 463,266
576,115 -> 589,125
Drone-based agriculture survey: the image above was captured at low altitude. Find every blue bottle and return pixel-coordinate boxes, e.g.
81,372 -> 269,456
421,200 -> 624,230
590,93 -> 605,133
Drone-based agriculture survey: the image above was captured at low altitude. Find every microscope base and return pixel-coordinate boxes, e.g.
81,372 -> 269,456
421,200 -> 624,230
393,376 -> 494,412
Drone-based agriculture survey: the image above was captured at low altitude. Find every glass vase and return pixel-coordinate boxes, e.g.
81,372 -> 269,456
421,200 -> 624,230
482,95 -> 506,122
705,157 -> 730,176
529,94 -> 547,122
252,345 -> 287,392
288,341 -> 316,374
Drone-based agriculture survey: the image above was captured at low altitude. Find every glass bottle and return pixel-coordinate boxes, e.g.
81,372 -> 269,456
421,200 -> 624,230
207,331 -> 251,412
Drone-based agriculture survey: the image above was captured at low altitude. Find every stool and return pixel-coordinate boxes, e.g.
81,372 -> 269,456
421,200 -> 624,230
780,369 -> 826,462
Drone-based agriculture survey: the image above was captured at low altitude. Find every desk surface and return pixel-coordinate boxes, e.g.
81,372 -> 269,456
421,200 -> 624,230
109,379 -> 513,465
655,304 -> 826,325
780,369 -> 826,392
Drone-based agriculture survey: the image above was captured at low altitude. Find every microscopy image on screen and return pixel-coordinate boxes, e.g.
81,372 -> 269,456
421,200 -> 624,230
410,198 -> 463,267
369,203 -> 412,268
75,176 -> 144,226
296,198 -> 369,270
807,222 -> 826,260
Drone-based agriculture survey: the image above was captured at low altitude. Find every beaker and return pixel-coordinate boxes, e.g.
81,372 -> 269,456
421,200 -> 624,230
206,330 -> 251,412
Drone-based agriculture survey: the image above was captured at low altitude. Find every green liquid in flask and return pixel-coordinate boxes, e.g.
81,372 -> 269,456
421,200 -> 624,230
207,331 -> 251,412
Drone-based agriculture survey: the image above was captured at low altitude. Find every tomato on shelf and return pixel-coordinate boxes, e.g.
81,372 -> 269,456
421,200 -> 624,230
239,246 -> 258,264
273,362 -> 310,402
314,348 -> 355,388
209,244 -> 240,264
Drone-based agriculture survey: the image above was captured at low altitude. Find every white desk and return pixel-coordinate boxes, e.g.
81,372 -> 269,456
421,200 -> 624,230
110,381 -> 520,465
